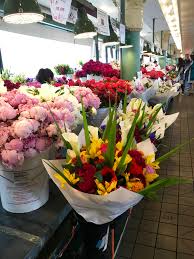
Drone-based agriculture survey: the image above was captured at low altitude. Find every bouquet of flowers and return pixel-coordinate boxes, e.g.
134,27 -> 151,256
77,60 -> 120,78
54,64 -> 74,75
19,84 -> 100,111
118,98 -> 179,143
0,90 -> 82,168
83,77 -> 132,107
43,102 -> 189,224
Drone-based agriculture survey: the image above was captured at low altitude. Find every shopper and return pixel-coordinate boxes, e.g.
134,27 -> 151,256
177,57 -> 185,93
36,68 -> 54,84
188,54 -> 194,86
183,54 -> 193,95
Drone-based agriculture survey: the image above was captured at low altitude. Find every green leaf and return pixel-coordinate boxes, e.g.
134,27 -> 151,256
102,107 -> 114,141
104,106 -> 117,167
156,138 -> 194,163
137,104 -> 146,129
117,102 -> 142,174
123,90 -> 127,114
145,104 -> 163,136
43,160 -> 74,187
139,177 -> 191,197
95,171 -> 103,182
81,98 -> 90,153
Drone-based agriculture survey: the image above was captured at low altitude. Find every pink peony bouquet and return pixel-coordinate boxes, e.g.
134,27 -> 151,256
0,90 -> 81,168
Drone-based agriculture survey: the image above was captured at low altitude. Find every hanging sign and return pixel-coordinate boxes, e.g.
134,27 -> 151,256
120,24 -> 125,44
50,0 -> 72,25
110,18 -> 119,36
67,6 -> 78,24
97,9 -> 110,36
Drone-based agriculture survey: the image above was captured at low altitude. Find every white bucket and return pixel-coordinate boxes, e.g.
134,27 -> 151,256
0,150 -> 50,213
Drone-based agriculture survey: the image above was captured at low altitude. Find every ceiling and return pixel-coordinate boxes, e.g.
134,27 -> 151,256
178,0 -> 194,53
38,0 -> 175,48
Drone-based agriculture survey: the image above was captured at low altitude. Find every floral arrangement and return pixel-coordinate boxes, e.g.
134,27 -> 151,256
77,60 -> 120,78
0,89 -> 85,168
82,77 -> 132,107
75,70 -> 87,78
43,102 -> 189,224
54,64 -> 74,75
141,68 -> 165,79
157,80 -> 180,94
118,98 -> 179,143
19,84 -> 100,111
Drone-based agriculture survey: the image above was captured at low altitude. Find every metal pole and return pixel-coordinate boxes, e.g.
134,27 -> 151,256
161,31 -> 163,49
153,18 -> 155,44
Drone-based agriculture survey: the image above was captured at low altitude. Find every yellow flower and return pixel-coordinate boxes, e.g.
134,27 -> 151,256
88,138 -> 104,160
80,150 -> 90,163
54,169 -> 80,188
95,179 -> 117,195
113,154 -> 132,171
145,173 -> 159,186
145,154 -> 160,170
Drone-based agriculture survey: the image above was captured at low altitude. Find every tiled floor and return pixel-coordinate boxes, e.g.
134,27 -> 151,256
117,94 -> 194,259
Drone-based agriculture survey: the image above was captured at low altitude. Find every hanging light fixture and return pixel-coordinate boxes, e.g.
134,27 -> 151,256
103,17 -> 119,46
74,7 -> 97,39
3,0 -> 44,24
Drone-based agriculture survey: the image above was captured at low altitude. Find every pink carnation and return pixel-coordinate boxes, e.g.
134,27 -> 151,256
5,139 -> 23,151
1,150 -> 24,168
0,129 -> 9,146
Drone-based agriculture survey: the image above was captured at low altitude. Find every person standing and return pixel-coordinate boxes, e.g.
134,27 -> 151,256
183,54 -> 193,95
177,57 -> 185,93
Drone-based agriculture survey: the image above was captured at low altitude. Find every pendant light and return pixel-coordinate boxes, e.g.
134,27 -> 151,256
103,17 -> 119,46
3,0 -> 44,24
74,7 -> 97,39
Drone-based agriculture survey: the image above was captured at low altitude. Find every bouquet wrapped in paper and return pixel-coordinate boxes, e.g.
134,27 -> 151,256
131,79 -> 159,103
118,98 -> 179,142
43,101 -> 190,224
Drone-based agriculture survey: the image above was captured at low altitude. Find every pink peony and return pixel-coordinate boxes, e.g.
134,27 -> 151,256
35,137 -> 51,151
29,106 -> 48,122
0,127 -> 9,146
13,119 -> 40,138
5,139 -> 23,151
0,100 -> 17,121
1,150 -> 24,168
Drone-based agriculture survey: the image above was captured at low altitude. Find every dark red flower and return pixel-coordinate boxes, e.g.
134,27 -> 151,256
77,163 -> 96,194
129,159 -> 143,176
128,150 -> 146,168
101,166 -> 117,182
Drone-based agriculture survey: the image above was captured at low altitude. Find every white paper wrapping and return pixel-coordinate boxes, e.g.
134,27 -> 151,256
43,159 -> 143,225
0,150 -> 50,213
151,112 -> 179,139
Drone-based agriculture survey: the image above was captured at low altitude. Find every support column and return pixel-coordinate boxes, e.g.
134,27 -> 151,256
121,0 -> 144,80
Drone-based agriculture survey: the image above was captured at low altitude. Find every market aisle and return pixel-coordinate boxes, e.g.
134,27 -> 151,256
117,94 -> 194,259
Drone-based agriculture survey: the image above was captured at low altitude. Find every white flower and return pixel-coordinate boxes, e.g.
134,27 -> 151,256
62,132 -> 80,155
